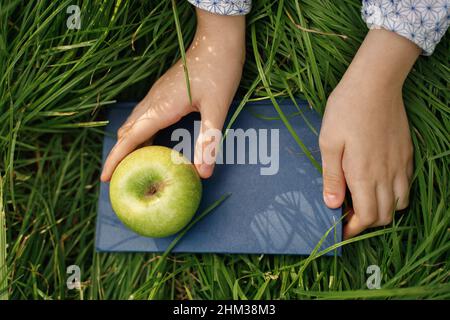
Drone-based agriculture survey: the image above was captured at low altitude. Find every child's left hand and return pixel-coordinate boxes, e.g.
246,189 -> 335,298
319,29 -> 420,239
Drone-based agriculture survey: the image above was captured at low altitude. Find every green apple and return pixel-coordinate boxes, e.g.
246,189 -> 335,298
109,145 -> 202,238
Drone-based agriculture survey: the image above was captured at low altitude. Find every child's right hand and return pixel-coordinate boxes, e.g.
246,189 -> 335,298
101,9 -> 246,182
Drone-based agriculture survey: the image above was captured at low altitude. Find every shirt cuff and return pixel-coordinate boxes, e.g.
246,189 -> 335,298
361,0 -> 449,56
187,0 -> 252,16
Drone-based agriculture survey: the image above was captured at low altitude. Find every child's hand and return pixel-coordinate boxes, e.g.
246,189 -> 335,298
101,9 -> 245,182
319,29 -> 420,239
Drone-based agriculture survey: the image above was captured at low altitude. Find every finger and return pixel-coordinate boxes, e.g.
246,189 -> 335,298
117,101 -> 149,139
406,160 -> 414,182
319,137 -> 346,208
100,109 -> 161,182
194,101 -> 228,178
373,182 -> 395,227
141,135 -> 156,147
393,175 -> 410,210
344,183 -> 378,239
117,121 -> 134,140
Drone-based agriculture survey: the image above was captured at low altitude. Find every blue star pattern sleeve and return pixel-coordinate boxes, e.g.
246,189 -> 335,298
362,0 -> 449,55
187,0 -> 251,15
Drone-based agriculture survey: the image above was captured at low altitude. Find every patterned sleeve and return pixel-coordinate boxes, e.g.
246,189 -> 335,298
187,0 -> 251,16
362,0 -> 449,55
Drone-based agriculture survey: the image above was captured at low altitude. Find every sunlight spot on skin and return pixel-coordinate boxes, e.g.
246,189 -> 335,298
207,46 -> 213,53
202,119 -> 219,131
195,57 -> 199,61
202,36 -> 206,41
143,109 -> 155,119
207,79 -> 217,89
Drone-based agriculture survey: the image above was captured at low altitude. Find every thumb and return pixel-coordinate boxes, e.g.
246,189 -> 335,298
194,103 -> 227,179
319,138 -> 346,208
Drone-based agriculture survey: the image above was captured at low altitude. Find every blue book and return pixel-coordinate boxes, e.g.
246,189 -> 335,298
96,100 -> 342,255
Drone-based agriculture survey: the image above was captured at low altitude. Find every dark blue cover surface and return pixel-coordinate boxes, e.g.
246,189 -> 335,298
95,100 -> 342,255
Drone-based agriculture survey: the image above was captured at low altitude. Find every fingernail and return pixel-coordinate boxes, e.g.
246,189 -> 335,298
200,163 -> 209,173
199,163 -> 213,178
324,192 -> 337,203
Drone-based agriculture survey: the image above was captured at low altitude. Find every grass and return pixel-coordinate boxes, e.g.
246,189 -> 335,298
0,0 -> 449,299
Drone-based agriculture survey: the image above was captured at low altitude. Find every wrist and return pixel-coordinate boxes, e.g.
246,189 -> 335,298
195,8 -> 245,45
344,29 -> 420,92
